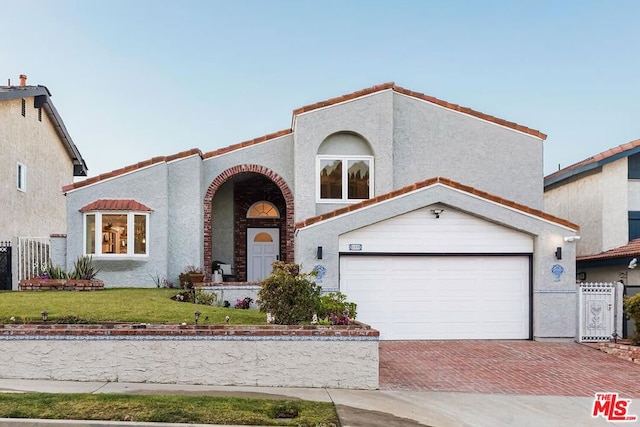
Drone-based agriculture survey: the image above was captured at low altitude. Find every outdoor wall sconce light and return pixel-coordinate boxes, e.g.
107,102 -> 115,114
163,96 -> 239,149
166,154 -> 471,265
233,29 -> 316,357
430,208 -> 445,219
41,311 -> 48,322
555,247 -> 562,260
576,272 -> 587,281
564,236 -> 581,242
317,246 -> 323,260
194,311 -> 201,325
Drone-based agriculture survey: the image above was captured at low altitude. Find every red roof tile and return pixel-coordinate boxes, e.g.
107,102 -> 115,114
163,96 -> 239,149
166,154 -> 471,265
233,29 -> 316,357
63,148 -> 202,192
545,138 -> 640,182
202,129 -> 292,159
80,199 -> 152,212
295,177 -> 578,230
577,239 -> 640,262
293,82 -> 547,140
64,83 -> 545,193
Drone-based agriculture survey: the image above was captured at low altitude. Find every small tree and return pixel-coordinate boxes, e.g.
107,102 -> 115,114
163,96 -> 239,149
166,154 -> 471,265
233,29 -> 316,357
625,293 -> 640,345
258,262 -> 320,325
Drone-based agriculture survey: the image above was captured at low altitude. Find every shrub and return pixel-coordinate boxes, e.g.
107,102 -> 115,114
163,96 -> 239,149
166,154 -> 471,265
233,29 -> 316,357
40,263 -> 68,280
317,292 -> 357,325
257,262 -> 320,325
625,293 -> 640,345
70,255 -> 100,280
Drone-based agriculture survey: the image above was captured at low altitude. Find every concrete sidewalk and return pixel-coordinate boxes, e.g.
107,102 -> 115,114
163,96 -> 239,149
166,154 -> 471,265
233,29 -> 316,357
0,379 -> 632,426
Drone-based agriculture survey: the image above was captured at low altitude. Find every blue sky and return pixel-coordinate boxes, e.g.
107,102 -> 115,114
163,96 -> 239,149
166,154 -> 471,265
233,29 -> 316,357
2,0 -> 638,177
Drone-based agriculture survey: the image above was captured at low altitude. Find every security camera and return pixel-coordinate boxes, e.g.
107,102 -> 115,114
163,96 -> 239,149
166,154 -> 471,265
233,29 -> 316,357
629,258 -> 637,270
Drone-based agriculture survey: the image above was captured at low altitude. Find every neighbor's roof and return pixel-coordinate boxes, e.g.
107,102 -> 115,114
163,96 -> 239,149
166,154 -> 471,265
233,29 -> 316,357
63,82 -> 546,192
79,199 -> 153,212
295,176 -> 579,231
577,238 -> 640,262
545,138 -> 640,187
0,85 -> 88,176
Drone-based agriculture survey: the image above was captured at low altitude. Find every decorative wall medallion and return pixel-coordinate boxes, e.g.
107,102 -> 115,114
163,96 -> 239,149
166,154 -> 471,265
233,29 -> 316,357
551,264 -> 564,282
314,265 -> 327,283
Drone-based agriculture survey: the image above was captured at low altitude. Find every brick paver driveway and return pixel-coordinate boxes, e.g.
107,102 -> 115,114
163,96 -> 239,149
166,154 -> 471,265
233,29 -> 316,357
380,341 -> 640,397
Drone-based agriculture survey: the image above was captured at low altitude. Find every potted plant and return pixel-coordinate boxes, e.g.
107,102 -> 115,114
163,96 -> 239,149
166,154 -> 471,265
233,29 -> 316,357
179,265 -> 205,288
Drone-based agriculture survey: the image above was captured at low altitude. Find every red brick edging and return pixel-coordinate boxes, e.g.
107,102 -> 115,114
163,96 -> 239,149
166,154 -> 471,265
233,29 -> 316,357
18,279 -> 105,291
596,342 -> 640,364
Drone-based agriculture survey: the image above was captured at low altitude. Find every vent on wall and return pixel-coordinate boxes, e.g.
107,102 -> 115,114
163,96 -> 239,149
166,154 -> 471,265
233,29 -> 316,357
21,99 -> 25,117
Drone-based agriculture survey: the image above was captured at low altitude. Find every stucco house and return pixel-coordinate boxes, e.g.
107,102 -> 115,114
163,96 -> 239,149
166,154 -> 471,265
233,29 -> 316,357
545,139 -> 640,337
0,75 -> 88,291
60,82 -> 579,341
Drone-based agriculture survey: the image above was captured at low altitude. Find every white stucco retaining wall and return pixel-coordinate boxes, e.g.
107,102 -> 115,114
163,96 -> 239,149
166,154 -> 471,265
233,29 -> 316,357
0,336 -> 378,389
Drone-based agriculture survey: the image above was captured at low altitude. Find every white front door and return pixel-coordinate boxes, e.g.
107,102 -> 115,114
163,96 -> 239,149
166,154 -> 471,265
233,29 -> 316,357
247,228 -> 279,282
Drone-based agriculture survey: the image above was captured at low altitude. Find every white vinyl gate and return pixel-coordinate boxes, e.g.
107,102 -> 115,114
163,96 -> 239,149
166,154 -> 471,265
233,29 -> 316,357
578,282 -> 618,342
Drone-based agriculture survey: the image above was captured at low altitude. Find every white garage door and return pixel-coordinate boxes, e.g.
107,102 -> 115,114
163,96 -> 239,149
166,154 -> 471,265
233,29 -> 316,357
340,255 -> 530,340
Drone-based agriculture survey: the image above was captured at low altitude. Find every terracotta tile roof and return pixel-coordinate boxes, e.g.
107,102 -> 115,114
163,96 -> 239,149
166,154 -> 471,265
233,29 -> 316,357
63,148 -> 203,192
202,129 -> 292,159
293,82 -> 547,140
295,176 -> 579,230
577,238 -> 640,262
64,82 -> 545,193
79,199 -> 153,212
545,138 -> 640,183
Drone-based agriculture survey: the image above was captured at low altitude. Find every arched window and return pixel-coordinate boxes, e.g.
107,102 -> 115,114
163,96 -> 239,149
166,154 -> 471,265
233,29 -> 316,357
247,201 -> 280,218
317,132 -> 374,202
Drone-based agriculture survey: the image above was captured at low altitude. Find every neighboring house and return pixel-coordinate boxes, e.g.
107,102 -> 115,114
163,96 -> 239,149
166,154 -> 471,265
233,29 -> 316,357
545,139 -> 640,337
61,82 -> 579,341
0,75 -> 88,290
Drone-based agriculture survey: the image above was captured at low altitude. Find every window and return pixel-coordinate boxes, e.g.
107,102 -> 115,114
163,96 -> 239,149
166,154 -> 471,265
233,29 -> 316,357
317,156 -> 372,202
17,163 -> 26,192
630,211 -> 640,241
21,98 -> 25,117
84,212 -> 149,257
247,201 -> 280,218
629,153 -> 640,179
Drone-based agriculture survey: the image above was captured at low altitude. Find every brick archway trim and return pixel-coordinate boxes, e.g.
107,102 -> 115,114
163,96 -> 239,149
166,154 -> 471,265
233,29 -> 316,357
203,164 -> 294,279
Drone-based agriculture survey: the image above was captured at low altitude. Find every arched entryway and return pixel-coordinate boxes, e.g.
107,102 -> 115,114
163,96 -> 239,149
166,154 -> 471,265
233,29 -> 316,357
203,165 -> 294,281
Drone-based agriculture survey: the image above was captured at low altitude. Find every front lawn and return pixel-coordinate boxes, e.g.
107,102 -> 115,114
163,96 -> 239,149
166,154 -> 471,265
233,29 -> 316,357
0,288 -> 266,325
0,393 -> 338,426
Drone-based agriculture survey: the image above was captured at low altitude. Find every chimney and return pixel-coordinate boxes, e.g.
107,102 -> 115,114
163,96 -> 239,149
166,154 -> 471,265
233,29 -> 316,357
19,74 -> 27,87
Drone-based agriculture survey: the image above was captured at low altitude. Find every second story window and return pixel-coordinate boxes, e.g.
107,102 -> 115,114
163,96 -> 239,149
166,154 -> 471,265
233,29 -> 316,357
318,156 -> 372,201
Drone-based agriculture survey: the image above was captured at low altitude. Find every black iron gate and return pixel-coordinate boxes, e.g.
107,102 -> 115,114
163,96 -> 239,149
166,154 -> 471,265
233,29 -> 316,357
0,241 -> 12,291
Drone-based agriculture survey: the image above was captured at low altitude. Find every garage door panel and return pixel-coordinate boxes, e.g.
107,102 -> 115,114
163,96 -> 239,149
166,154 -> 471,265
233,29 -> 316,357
340,255 -> 529,340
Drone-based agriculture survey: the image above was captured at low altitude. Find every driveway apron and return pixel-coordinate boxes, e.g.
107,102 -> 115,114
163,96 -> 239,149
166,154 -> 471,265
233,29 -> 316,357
379,341 -> 640,398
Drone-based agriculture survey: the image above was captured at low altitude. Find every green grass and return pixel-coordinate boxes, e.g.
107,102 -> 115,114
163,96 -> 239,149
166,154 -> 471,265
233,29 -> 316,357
0,393 -> 338,426
0,288 -> 266,325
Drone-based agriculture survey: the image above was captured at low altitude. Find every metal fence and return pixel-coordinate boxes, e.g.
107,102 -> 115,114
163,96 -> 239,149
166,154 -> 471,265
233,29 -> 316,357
17,237 -> 50,281
0,241 -> 11,290
578,282 -> 618,342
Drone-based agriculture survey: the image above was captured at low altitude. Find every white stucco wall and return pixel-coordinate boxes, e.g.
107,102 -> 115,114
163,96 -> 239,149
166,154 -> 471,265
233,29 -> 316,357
392,94 -> 544,210
0,337 -> 378,389
65,162 -> 173,287
294,91 -> 395,222
602,160 -> 628,251
296,183 -> 579,340
545,158 -> 629,256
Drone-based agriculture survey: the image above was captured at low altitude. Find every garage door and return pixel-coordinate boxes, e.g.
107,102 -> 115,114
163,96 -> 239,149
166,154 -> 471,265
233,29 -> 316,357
340,255 -> 530,340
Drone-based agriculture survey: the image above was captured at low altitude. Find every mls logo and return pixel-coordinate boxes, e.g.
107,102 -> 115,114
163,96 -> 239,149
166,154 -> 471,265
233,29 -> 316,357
592,393 -> 637,422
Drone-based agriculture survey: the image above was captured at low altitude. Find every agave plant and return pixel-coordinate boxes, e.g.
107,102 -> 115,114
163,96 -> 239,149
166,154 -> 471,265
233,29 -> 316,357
40,263 -> 69,280
70,255 -> 100,280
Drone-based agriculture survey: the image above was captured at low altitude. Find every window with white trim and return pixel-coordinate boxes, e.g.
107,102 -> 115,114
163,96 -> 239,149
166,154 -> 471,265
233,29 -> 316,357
17,162 -> 27,192
317,155 -> 373,202
84,212 -> 149,257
